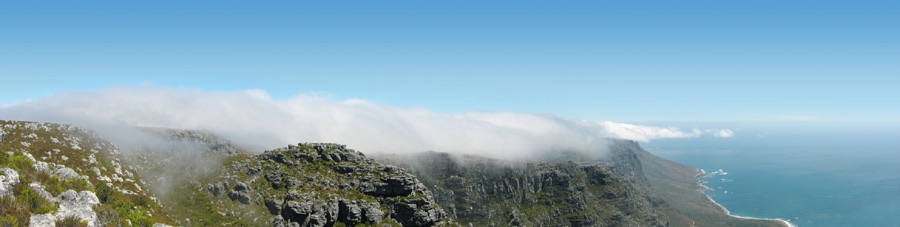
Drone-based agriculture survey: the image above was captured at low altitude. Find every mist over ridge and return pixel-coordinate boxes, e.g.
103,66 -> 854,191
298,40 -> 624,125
0,85 -> 733,159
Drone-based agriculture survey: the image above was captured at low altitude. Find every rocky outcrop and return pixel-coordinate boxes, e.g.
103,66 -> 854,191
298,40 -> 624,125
0,120 -> 172,226
254,143 -> 448,227
227,182 -> 253,204
29,190 -> 101,227
0,168 -> 19,197
190,143 -> 450,226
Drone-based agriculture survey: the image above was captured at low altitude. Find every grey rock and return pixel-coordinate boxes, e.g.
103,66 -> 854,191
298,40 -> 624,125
228,190 -> 252,204
508,209 -> 521,226
336,199 -> 386,226
328,153 -> 342,162
363,176 -> 419,197
304,214 -> 326,227
30,190 -> 102,227
262,152 -> 298,166
283,200 -> 313,223
0,168 -> 19,197
338,152 -> 363,163
207,183 -> 224,197
29,182 -> 58,202
152,223 -> 174,227
392,198 -> 445,226
59,190 -> 101,215
331,165 -> 356,174
53,165 -> 82,180
362,203 -> 385,224
266,199 -> 284,215
272,215 -> 286,227
234,182 -> 251,192
29,214 -> 55,227
265,171 -> 284,189
284,177 -> 303,188
248,166 -> 262,175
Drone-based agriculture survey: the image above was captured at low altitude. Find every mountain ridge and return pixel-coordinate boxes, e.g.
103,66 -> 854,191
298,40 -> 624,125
1,120 -> 786,227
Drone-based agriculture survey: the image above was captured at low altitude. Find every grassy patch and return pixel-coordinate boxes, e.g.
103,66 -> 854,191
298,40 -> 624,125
55,215 -> 88,227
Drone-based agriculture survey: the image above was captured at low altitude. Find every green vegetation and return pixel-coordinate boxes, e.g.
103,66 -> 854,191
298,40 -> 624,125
0,168 -> 57,226
0,120 -> 174,226
55,215 -> 88,227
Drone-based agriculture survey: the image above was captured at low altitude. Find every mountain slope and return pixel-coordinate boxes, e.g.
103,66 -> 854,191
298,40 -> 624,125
376,139 -> 788,227
1,121 -> 454,227
0,120 -> 172,226
119,130 -> 455,226
373,142 -> 670,227
2,120 -> 786,227
634,144 -> 785,227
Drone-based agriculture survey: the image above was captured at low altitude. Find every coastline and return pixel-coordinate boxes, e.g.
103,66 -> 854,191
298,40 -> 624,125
696,169 -> 798,227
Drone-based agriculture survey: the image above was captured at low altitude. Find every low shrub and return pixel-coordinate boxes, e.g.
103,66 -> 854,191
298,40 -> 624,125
55,215 -> 88,227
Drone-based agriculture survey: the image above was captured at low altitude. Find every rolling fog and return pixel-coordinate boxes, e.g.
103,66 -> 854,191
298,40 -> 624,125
0,85 -> 733,159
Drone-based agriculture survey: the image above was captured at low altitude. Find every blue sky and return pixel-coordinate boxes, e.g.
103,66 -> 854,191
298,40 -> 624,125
2,0 -> 898,124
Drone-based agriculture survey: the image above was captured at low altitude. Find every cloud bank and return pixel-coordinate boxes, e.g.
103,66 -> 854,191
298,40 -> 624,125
0,86 -> 732,159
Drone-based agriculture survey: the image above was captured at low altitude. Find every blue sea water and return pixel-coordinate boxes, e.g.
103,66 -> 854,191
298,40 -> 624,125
643,124 -> 900,227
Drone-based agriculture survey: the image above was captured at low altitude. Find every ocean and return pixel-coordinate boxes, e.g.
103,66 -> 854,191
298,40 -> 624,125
643,124 -> 900,227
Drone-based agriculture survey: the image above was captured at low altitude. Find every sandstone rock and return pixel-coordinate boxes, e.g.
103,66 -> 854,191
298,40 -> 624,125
29,182 -> 58,202
252,143 -> 449,226
228,190 -> 252,204
30,190 -> 102,227
282,200 -> 313,224
0,168 -> 19,197
272,215 -> 287,227
392,197 -> 445,226
330,165 -> 356,174
266,199 -> 284,215
508,209 -> 521,226
362,203 -> 385,223
29,214 -> 55,227
208,183 -> 224,197
337,199 -> 384,225
53,165 -> 82,180
227,182 -> 253,204
57,190 -> 101,226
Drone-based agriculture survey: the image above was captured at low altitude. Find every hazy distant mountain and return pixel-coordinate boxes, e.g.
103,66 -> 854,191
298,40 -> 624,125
0,120 -> 785,226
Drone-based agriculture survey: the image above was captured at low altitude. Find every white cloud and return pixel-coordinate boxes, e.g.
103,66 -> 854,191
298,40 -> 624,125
708,129 -> 734,138
594,121 -> 702,141
0,86 -> 734,159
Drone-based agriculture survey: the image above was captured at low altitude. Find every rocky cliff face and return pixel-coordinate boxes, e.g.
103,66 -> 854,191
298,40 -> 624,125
373,140 -> 669,227
1,120 -> 784,227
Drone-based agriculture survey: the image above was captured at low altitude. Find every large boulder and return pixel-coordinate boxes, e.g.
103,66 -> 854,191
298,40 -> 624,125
227,182 -> 253,204
0,168 -> 19,197
57,190 -> 101,227
29,190 -> 101,227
